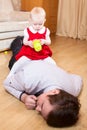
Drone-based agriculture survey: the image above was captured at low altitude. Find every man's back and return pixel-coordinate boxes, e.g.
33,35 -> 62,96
9,60 -> 82,97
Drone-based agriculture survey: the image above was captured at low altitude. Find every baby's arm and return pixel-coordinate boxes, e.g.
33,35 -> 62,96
40,28 -> 51,45
23,37 -> 33,48
23,28 -> 33,48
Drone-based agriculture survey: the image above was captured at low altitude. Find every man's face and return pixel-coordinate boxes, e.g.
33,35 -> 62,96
35,89 -> 60,119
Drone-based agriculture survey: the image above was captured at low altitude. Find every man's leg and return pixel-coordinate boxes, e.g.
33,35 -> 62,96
8,36 -> 23,69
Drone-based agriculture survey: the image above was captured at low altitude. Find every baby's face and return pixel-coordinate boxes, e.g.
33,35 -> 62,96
32,19 -> 46,31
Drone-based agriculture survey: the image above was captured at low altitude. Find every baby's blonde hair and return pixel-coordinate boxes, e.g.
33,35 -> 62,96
30,7 -> 46,21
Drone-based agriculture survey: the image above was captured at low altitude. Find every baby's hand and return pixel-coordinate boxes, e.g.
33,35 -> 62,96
27,41 -> 33,48
40,39 -> 46,45
23,37 -> 33,48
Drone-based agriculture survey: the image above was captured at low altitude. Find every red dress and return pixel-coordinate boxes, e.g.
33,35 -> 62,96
15,28 -> 52,60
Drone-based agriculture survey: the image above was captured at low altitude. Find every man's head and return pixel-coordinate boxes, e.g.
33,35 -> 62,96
36,89 -> 81,127
30,7 -> 46,31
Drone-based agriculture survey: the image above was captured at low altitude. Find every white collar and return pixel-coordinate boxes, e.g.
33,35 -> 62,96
29,26 -> 46,34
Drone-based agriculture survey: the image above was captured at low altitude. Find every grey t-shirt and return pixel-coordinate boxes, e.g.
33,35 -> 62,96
4,61 -> 83,99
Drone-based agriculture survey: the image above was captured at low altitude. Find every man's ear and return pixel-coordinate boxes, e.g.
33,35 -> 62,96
48,89 -> 60,96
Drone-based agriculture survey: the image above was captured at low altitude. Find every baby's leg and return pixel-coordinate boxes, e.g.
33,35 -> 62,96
43,57 -> 56,65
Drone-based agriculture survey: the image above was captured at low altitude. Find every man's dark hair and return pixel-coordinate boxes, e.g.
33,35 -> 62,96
46,90 -> 81,127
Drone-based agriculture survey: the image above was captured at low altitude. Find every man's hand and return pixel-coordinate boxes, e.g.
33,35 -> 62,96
21,93 -> 37,109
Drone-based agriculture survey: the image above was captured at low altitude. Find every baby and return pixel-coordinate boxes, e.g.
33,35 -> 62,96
15,7 -> 56,64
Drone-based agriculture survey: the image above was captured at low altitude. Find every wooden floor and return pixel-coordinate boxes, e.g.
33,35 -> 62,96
0,35 -> 87,130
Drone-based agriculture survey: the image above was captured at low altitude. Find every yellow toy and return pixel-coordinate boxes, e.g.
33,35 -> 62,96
33,40 -> 42,52
4,51 -> 8,54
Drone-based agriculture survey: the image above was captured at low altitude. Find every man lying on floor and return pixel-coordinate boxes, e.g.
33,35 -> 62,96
4,56 -> 83,127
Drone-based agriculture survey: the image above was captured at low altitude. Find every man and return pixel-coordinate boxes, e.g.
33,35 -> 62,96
4,58 -> 83,127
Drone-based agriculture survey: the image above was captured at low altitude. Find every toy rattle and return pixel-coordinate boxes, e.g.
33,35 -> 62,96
33,40 -> 42,52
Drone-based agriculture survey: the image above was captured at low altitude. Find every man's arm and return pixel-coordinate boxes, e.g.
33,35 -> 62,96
4,78 -> 23,99
4,72 -> 37,109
